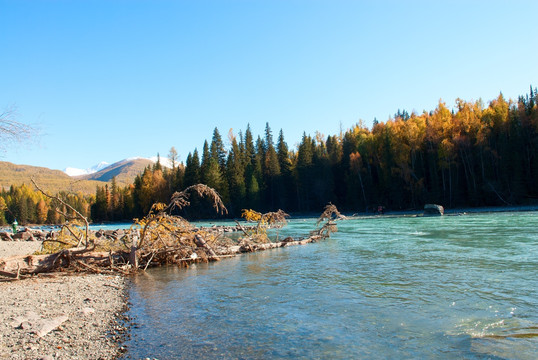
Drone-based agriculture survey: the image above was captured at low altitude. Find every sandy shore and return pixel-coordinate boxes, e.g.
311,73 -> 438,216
0,272 -> 127,360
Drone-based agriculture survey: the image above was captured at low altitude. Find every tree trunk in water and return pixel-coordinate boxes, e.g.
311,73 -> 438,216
129,230 -> 139,268
195,234 -> 219,260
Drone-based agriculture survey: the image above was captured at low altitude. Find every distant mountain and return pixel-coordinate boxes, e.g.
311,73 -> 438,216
1,157 -> 162,194
0,161 -> 104,194
64,161 -> 110,177
74,158 -> 155,184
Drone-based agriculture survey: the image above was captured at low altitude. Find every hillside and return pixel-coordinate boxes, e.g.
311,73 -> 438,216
0,161 -> 104,194
75,158 -> 154,184
0,158 -> 153,194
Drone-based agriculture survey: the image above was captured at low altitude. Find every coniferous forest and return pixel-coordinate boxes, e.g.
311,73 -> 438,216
2,88 -> 538,224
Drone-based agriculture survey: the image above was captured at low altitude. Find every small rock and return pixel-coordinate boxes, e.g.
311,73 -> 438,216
20,321 -> 32,330
36,315 -> 69,338
424,203 -> 444,216
79,307 -> 95,316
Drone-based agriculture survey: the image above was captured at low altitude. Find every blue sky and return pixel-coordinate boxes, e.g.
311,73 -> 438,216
2,0 -> 537,171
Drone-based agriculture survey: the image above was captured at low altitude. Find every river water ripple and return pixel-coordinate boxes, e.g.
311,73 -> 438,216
122,212 -> 538,359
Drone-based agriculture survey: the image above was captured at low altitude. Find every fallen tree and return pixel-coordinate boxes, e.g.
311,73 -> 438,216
0,182 -> 345,280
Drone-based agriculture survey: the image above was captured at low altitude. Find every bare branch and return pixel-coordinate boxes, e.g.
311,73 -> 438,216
31,178 -> 90,248
168,184 -> 228,215
0,106 -> 34,152
317,203 -> 345,226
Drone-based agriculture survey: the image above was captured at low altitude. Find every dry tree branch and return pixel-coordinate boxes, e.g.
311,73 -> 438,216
234,220 -> 251,237
260,209 -> 290,225
0,106 -> 34,151
60,224 -> 84,247
168,184 -> 228,215
258,209 -> 290,234
42,239 -> 72,247
317,203 -> 345,226
31,178 -> 90,248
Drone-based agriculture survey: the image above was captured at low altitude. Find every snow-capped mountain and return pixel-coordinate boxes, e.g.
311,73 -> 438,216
148,156 -> 173,169
63,157 -> 173,178
63,161 -> 110,177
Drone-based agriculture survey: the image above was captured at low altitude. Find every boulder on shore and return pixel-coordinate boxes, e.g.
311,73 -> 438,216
12,230 -> 36,242
424,204 -> 444,216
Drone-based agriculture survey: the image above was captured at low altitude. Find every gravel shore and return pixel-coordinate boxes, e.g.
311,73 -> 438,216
0,240 -> 42,259
0,273 -> 127,360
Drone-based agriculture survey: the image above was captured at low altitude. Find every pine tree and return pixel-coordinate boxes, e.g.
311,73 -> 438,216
276,129 -> 295,210
296,133 -> 314,211
153,153 -> 163,171
226,136 -> 247,214
211,127 -> 227,171
244,124 -> 256,165
184,150 -> 201,187
263,123 -> 280,209
200,140 -> 211,184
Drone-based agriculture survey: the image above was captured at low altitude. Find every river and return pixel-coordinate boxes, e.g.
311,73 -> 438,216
121,212 -> 537,359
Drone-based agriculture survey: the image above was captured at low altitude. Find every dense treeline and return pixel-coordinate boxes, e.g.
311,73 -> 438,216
2,87 -> 538,224
0,184 -> 92,225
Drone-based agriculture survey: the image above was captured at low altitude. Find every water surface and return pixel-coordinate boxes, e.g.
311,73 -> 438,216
122,212 -> 538,359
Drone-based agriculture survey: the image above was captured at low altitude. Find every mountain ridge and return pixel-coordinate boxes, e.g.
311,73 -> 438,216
0,157 -> 161,194
74,158 -> 154,183
64,161 -> 110,177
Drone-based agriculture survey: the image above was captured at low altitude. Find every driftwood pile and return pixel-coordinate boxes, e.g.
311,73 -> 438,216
0,184 -> 345,281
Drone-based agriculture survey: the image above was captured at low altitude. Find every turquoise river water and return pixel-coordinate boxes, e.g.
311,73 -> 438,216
121,212 -> 537,359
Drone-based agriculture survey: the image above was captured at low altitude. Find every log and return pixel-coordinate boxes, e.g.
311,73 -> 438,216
194,234 -> 220,260
0,232 -> 14,241
0,250 -> 123,277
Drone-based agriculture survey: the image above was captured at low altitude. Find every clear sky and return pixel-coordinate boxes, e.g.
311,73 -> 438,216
2,0 -> 537,171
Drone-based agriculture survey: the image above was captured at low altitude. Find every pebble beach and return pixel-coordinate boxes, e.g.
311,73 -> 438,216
0,240 -> 128,360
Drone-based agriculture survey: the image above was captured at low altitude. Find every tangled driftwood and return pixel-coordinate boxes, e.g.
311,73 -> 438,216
0,185 -> 345,280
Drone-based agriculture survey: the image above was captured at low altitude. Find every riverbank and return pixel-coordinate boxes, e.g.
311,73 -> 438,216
0,273 -> 127,360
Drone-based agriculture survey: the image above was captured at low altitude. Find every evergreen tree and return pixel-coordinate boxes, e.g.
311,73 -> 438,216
200,140 -> 211,184
153,153 -> 163,171
91,185 -> 109,222
276,129 -> 295,210
226,136 -> 247,214
296,133 -> 314,211
184,149 -> 201,187
211,127 -> 227,171
244,124 -> 256,165
263,123 -> 280,209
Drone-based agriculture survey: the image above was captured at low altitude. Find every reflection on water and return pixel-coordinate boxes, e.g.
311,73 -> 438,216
122,212 -> 538,359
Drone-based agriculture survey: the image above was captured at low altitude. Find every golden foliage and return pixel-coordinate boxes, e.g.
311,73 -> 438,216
240,208 -> 290,242
241,209 -> 262,222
